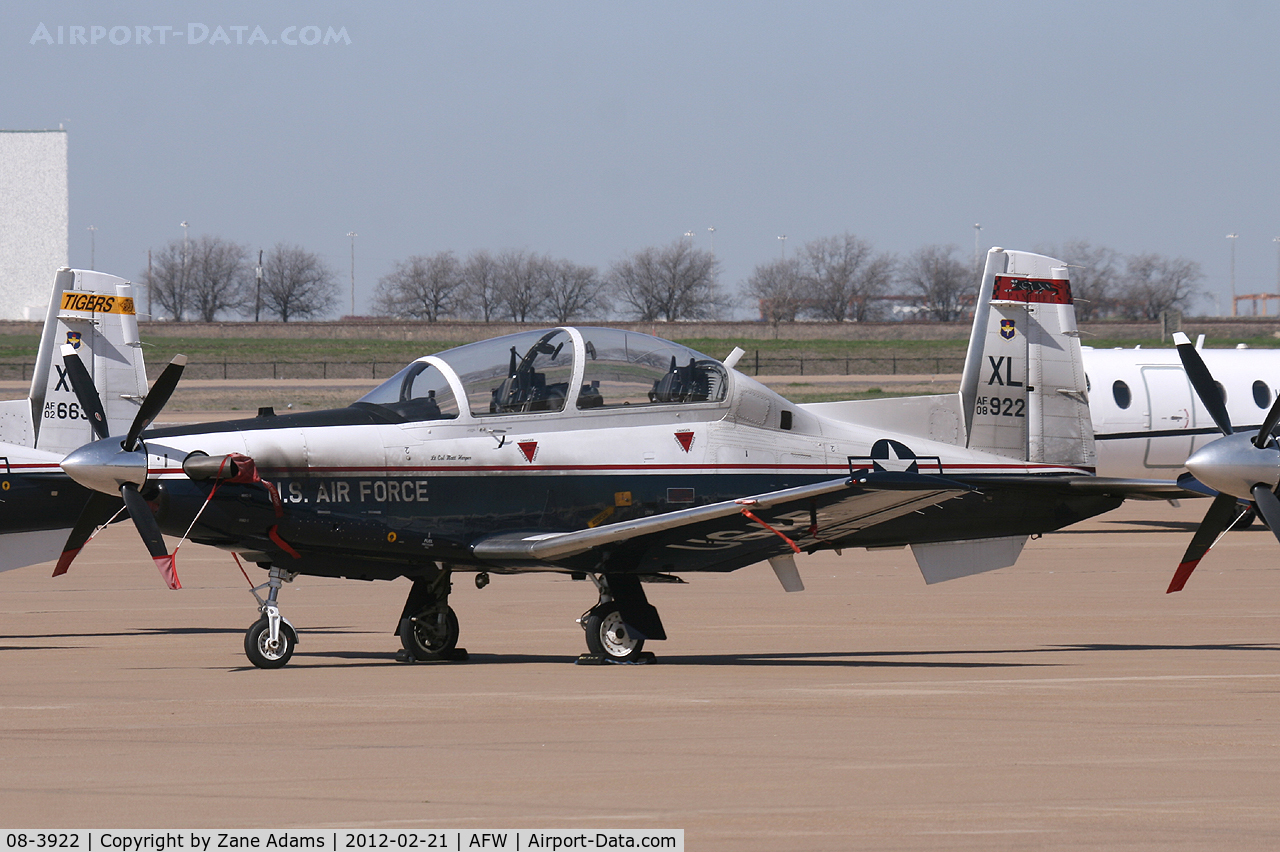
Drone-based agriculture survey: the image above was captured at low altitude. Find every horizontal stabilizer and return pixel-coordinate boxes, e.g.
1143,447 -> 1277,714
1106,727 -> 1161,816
911,535 -> 1027,584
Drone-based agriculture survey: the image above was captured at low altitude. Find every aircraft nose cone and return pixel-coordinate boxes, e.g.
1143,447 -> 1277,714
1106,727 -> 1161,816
60,438 -> 147,494
1185,433 -> 1280,500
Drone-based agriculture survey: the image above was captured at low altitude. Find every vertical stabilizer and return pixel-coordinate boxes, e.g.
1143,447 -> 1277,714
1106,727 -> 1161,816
958,249 -> 1093,467
10,268 -> 149,455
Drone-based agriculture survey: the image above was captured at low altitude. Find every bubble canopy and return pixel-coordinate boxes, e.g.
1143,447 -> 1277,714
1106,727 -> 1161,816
356,328 -> 729,421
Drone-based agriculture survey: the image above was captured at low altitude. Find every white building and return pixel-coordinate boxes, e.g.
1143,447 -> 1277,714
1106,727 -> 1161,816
0,130 -> 68,319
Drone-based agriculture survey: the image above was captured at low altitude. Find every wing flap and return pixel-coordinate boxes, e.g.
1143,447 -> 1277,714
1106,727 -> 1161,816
470,472 -> 971,570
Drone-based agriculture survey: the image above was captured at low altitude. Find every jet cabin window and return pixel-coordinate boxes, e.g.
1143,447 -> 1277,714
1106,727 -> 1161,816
356,361 -> 459,421
434,329 -> 576,417
1112,380 -> 1131,409
577,329 -> 727,409
1254,380 -> 1271,408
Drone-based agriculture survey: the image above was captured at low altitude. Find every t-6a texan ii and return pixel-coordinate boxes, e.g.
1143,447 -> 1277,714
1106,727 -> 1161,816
51,248 -> 1179,668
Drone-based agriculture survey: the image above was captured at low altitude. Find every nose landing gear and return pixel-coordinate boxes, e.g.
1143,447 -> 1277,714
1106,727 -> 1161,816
243,563 -> 299,669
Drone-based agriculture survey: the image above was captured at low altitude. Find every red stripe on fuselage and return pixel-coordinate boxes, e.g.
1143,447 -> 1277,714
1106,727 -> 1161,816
147,462 -> 1093,477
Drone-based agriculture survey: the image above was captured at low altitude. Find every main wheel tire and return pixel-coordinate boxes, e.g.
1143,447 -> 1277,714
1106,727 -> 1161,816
584,603 -> 644,662
399,606 -> 459,661
244,617 -> 297,669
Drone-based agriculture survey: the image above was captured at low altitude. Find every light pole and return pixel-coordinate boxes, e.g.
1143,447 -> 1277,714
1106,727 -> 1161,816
87,225 -> 97,270
347,232 -> 358,316
180,221 -> 189,320
973,223 -> 982,267
707,226 -> 715,256
778,235 -> 787,260
1274,236 -> 1280,314
1227,233 -> 1239,316
254,249 -> 263,322
683,230 -> 695,247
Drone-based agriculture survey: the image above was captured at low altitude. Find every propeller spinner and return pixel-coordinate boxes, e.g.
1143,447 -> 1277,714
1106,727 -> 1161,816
56,348 -> 187,589
1167,332 -> 1280,592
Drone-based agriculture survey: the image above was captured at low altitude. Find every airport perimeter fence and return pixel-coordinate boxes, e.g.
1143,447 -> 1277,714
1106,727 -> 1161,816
0,354 -> 968,383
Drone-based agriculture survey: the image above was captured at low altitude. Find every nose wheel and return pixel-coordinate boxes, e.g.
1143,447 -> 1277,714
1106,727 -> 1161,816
243,564 -> 300,669
245,615 -> 297,668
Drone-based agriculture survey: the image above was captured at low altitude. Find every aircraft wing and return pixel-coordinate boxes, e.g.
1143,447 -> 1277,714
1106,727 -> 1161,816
954,474 -> 1195,500
470,472 -> 971,574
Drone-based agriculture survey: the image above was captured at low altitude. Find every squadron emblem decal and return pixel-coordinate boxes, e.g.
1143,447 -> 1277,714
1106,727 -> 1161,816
66,331 -> 82,350
1000,319 -> 1016,340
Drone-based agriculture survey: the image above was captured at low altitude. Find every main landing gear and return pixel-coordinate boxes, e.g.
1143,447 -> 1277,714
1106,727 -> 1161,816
578,573 -> 665,664
397,564 -> 465,662
244,564 -> 300,669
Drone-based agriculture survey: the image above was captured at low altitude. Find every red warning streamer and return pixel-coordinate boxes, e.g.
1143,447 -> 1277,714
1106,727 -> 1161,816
740,508 -> 802,554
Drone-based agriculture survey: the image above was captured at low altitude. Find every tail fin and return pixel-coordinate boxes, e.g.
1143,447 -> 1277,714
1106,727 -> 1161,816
0,268 -> 148,455
958,248 -> 1094,468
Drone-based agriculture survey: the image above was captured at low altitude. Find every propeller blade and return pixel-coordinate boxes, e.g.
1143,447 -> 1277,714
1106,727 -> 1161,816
52,491 -> 126,577
1172,333 -> 1232,436
58,345 -> 110,440
1250,485 -> 1280,546
119,483 -> 180,590
1256,394 -> 1280,449
124,355 -> 187,452
1167,491 -> 1244,593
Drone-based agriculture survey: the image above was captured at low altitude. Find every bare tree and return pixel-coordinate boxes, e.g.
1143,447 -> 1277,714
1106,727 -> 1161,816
1118,253 -> 1203,320
188,235 -> 250,321
609,240 -> 726,321
1038,240 -> 1121,321
260,243 -> 339,322
902,244 -> 971,322
542,259 -> 606,323
142,240 -> 193,321
372,252 -> 463,321
496,249 -> 547,322
142,235 -> 249,321
460,250 -> 503,321
797,233 -> 894,322
744,258 -> 803,323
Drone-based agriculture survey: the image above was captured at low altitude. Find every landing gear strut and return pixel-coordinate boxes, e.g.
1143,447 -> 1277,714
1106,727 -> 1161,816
244,563 -> 299,669
579,573 -> 665,663
398,564 -> 463,661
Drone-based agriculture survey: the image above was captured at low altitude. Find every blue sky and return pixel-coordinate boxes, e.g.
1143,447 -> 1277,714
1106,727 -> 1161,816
4,1 -> 1278,317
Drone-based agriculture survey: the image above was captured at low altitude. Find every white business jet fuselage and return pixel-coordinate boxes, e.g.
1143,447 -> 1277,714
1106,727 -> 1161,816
1083,343 -> 1280,480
